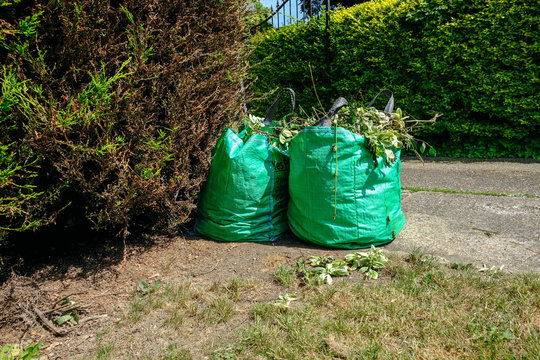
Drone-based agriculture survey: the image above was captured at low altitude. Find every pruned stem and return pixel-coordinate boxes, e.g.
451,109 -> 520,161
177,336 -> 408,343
334,118 -> 338,220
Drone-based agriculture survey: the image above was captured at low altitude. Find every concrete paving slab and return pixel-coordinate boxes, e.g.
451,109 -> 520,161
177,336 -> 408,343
401,159 -> 540,197
386,160 -> 540,273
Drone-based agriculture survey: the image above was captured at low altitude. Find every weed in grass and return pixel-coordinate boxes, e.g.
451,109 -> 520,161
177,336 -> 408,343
138,279 -> 162,295
163,343 -> 192,360
274,265 -> 296,287
274,293 -> 298,309
96,342 -> 116,360
204,297 -> 234,324
478,264 -> 505,277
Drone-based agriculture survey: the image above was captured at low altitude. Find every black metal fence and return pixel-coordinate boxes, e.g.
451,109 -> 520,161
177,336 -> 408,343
251,0 -> 332,33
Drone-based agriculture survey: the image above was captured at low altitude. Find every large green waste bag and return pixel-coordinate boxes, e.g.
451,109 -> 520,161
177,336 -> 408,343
288,92 -> 405,249
195,89 -> 295,242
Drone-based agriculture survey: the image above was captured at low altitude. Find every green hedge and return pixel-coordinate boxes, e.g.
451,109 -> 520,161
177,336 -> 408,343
0,0 -> 248,242
250,0 -> 540,158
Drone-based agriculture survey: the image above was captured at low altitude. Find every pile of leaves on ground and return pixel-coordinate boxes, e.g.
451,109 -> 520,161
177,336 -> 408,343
296,245 -> 389,286
0,0 -> 249,243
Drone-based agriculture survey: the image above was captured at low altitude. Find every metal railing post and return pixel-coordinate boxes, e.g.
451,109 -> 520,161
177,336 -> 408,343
276,1 -> 280,27
289,0 -> 292,25
283,1 -> 286,25
326,0 -> 330,31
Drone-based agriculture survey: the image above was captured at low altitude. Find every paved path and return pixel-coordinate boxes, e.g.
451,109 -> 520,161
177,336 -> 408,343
385,159 -> 540,273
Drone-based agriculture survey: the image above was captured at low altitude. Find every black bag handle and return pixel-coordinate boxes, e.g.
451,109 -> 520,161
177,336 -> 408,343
368,89 -> 394,114
314,97 -> 349,127
263,88 -> 296,125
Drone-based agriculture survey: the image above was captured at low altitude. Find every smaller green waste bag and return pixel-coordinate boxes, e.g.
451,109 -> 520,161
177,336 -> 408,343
195,89 -> 295,242
288,93 -> 405,249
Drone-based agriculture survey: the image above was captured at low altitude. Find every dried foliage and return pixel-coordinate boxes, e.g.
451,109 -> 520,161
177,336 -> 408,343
0,0 -> 248,242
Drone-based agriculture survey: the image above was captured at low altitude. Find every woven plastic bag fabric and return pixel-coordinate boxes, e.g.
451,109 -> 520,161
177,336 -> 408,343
288,93 -> 405,249
194,89 -> 295,242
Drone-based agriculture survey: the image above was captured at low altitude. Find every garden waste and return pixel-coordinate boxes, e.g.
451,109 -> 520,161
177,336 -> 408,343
288,90 -> 407,249
194,88 -> 295,242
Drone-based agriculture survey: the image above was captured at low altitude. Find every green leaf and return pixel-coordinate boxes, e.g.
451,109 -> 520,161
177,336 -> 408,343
282,129 -> 292,138
420,142 -> 426,153
365,269 -> 378,279
330,260 -> 348,267
151,279 -> 162,292
329,268 -> 349,277
138,279 -> 149,293
1,344 -> 20,359
70,312 -> 79,325
344,253 -> 356,263
20,343 -> 42,359
326,274 -> 333,285
56,314 -> 74,325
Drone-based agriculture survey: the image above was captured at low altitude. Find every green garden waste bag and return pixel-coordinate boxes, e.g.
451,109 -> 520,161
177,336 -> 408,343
288,92 -> 405,249
195,89 -> 295,242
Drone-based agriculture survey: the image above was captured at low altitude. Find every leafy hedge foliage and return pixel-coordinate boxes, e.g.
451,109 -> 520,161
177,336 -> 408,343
250,0 -> 539,158
0,0 -> 248,242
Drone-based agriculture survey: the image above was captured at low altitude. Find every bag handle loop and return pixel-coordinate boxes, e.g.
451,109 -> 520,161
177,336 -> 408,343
314,97 -> 349,127
263,88 -> 296,125
368,89 -> 394,113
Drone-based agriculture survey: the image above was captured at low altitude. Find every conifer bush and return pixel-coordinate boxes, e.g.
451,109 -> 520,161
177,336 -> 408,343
0,0 -> 248,242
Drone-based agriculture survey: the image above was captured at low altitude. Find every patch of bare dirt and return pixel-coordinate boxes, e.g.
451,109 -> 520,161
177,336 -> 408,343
0,233 -> 355,359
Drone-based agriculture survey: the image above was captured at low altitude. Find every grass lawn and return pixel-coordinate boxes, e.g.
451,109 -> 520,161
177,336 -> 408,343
86,251 -> 539,359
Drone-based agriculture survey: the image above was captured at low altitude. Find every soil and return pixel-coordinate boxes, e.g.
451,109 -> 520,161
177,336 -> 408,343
0,232 -> 362,359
